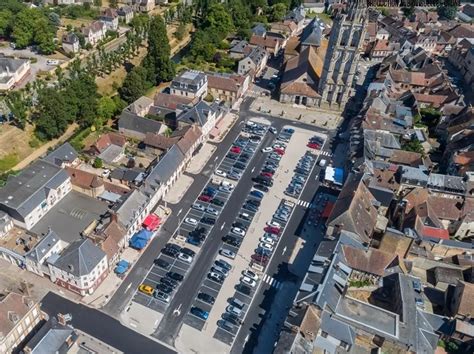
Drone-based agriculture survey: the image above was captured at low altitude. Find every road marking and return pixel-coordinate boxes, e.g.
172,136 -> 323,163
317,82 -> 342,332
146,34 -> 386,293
244,334 -> 249,343
177,208 -> 183,216
129,322 -> 137,328
173,304 -> 182,316
251,167 -> 255,173
125,283 -> 132,293
282,246 -> 287,255
214,155 -> 219,161
220,222 -> 226,230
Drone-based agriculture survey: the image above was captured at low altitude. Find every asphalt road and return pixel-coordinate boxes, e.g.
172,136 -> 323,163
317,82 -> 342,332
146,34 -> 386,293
40,292 -> 176,354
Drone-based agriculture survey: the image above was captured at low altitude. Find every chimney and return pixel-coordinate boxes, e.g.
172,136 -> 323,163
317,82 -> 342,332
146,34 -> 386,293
57,313 -> 67,326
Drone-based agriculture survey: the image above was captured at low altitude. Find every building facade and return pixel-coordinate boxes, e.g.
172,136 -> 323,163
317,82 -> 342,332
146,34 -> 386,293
318,0 -> 367,109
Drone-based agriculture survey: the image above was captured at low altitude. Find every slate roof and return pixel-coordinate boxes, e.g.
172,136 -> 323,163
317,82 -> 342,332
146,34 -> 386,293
342,245 -> 396,276
49,238 -> 105,277
300,18 -> 324,47
118,110 -> 163,136
128,96 -> 153,115
114,189 -> 148,230
26,229 -> 63,263
252,23 -> 267,37
145,144 -> 184,185
0,159 -> 69,218
62,32 -> 79,44
177,100 -> 216,128
43,143 -> 78,167
0,58 -> 28,74
25,317 -> 76,354
109,168 -> 143,183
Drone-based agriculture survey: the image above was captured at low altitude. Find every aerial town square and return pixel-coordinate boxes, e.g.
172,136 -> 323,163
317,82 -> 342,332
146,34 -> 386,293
0,0 -> 473,353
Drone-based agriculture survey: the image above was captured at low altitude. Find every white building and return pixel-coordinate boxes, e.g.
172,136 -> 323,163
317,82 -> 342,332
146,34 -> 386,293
82,21 -> 106,46
0,58 -> 30,91
170,70 -> 208,100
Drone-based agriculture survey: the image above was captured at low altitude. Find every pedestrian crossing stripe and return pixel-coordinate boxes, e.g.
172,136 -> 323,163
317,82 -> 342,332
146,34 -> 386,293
297,200 -> 311,208
319,150 -> 332,157
262,274 -> 283,289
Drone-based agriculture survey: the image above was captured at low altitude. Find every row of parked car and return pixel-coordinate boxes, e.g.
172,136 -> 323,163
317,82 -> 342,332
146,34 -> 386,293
285,151 -> 316,198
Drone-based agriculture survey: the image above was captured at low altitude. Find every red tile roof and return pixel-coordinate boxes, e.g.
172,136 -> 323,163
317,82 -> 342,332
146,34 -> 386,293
422,226 -> 449,240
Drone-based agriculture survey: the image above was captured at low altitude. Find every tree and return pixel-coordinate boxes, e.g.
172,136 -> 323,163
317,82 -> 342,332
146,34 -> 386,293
5,90 -> 28,129
189,30 -> 217,62
437,4 -> 457,20
203,4 -> 234,42
143,15 -> 175,84
174,22 -> 186,40
97,96 -> 117,123
402,138 -> 424,155
11,8 -> 56,52
93,157 -> 103,168
93,0 -> 102,6
11,9 -> 35,48
0,10 -> 12,37
35,88 -> 72,140
269,3 -> 287,22
119,66 -> 151,103
402,6 -> 415,19
109,0 -> 118,8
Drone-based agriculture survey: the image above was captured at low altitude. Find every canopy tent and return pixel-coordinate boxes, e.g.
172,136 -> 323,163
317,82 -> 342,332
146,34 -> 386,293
143,213 -> 161,231
321,201 -> 335,218
129,235 -> 147,250
135,228 -> 153,241
114,260 -> 130,274
324,167 -> 344,186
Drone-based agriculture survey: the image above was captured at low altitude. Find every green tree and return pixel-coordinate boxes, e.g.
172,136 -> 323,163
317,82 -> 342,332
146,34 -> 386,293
65,73 -> 98,127
203,4 -> 234,42
437,4 -> 457,20
97,96 -> 117,123
109,0 -> 118,8
5,90 -> 28,129
35,88 -> 72,140
119,66 -> 151,103
11,9 -> 35,48
189,30 -> 217,62
269,3 -> 287,22
0,0 -> 25,14
402,138 -> 424,155
174,22 -> 186,40
93,0 -> 102,6
0,10 -> 12,37
402,6 -> 415,18
93,157 -> 103,168
143,15 -> 175,84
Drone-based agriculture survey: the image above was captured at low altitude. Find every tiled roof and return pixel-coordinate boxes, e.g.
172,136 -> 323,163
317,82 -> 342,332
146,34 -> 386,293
143,133 -> 179,150
207,73 -> 246,93
153,92 -> 193,110
0,292 -> 35,338
66,167 -> 103,189
176,125 -> 202,155
93,132 -> 126,153
342,245 -> 397,277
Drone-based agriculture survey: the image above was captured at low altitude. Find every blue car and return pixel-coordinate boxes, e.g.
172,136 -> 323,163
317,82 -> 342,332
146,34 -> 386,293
191,306 -> 209,320
187,237 -> 201,246
204,187 -> 218,197
250,190 -> 264,199
283,128 -> 295,134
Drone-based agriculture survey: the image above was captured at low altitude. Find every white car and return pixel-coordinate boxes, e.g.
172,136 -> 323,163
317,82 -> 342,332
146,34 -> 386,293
260,236 -> 275,245
241,276 -> 257,287
261,147 -> 273,153
273,143 -> 286,150
231,227 -> 245,237
259,242 -> 274,251
192,203 -> 205,211
267,221 -> 281,229
178,253 -> 193,264
215,169 -> 227,177
219,248 -> 236,259
242,269 -> 259,281
269,127 -> 277,134
219,186 -> 233,193
206,207 -> 219,216
185,218 -> 198,226
263,232 -> 278,241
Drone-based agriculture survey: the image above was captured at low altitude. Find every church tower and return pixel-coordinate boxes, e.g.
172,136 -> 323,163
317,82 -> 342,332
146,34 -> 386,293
318,0 -> 367,109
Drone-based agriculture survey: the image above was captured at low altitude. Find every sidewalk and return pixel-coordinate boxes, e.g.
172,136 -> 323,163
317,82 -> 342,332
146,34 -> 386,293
209,113 -> 238,144
163,174 -> 194,204
120,301 -> 164,336
186,143 -> 216,174
249,97 -> 342,130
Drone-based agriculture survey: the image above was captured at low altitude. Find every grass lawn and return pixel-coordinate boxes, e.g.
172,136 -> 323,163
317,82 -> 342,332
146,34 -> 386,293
307,11 -> 332,24
0,153 -> 19,173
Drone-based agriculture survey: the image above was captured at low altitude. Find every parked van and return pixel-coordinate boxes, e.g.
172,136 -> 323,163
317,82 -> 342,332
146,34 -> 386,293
46,59 -> 59,65
231,297 -> 245,309
319,159 -> 327,167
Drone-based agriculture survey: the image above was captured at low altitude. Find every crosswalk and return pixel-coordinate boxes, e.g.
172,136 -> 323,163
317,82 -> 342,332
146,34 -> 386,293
262,274 -> 283,289
318,150 -> 332,157
297,200 -> 311,208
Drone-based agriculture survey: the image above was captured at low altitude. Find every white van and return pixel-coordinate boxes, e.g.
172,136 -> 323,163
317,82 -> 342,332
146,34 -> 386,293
319,159 -> 327,167
46,59 -> 59,66
221,180 -> 235,189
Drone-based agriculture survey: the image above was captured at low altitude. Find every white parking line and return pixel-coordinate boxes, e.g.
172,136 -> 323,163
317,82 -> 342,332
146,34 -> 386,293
188,312 -> 207,322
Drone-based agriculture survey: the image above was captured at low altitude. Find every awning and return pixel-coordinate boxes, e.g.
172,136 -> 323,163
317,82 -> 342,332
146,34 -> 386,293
134,228 -> 153,241
324,167 -> 343,186
129,235 -> 148,250
334,168 -> 344,185
143,213 -> 161,231
114,260 -> 130,274
321,201 -> 334,218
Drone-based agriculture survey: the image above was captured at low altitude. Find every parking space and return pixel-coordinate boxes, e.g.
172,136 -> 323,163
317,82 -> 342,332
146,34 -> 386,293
131,121 -> 269,318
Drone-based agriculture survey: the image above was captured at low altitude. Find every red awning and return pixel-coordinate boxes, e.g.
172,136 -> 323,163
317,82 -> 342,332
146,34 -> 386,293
321,202 -> 335,219
143,214 -> 161,231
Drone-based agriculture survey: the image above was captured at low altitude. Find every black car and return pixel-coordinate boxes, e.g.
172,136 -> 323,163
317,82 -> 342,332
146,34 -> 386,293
237,157 -> 249,163
241,153 -> 250,159
295,168 -> 309,176
243,203 -> 258,212
154,258 -> 171,269
222,312 -> 242,325
262,167 -> 275,174
201,217 -> 216,225
189,231 -> 206,241
247,199 -> 261,207
226,153 -> 238,160
211,198 -> 224,206
233,162 -> 246,170
254,184 -> 269,192
236,283 -> 252,295
160,277 -> 177,289
167,271 -> 184,282
223,235 -> 241,247
164,243 -> 181,252
180,247 -> 196,258
162,248 -> 179,258
215,259 -> 232,270
198,292 -> 215,305
156,283 -> 173,294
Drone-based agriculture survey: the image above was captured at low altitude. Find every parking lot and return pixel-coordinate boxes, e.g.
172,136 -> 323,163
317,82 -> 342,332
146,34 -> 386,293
131,121 -> 270,320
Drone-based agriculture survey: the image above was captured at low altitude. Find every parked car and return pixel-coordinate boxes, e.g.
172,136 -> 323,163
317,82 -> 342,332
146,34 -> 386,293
232,221 -> 248,230
241,276 -> 257,287
198,292 -> 215,305
200,216 -> 216,225
185,218 -> 198,226
154,258 -> 171,269
180,248 -> 196,258
215,258 -> 232,270
220,248 -> 236,259
208,271 -> 224,283
254,184 -> 269,192
211,198 -> 224,206
205,207 -> 219,216
160,277 -> 178,289
156,283 -> 173,294
223,235 -> 241,247
167,272 -> 184,282
190,307 -> 209,320
242,269 -> 259,281
178,252 -> 193,263
215,169 -> 227,177
138,284 -> 154,296
258,242 -> 274,251
198,195 -> 212,202
261,147 -> 272,153
154,291 -> 170,303
231,227 -> 246,236
192,203 -> 205,211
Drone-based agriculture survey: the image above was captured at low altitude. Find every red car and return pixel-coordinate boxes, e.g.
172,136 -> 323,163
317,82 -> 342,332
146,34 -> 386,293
198,195 -> 212,202
264,226 -> 281,235
251,254 -> 269,265
230,146 -> 241,153
260,172 -> 273,178
273,148 -> 285,156
307,143 -> 321,149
